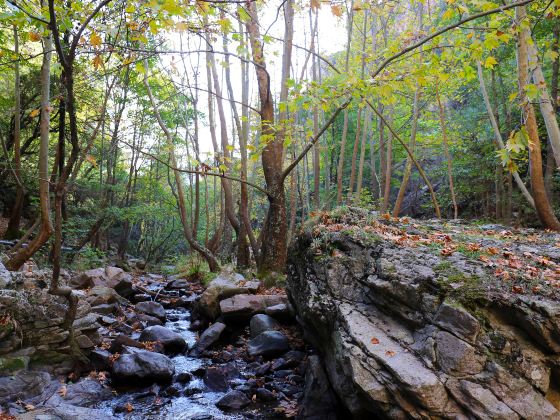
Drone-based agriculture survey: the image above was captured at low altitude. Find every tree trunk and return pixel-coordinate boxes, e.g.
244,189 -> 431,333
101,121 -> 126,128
516,6 -> 560,231
545,22 -> 560,194
476,61 -> 535,208
6,25 -> 24,240
436,87 -> 458,219
6,35 -> 54,271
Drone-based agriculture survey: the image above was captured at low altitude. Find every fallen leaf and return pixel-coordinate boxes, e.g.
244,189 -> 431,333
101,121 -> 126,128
125,402 -> 134,412
58,385 -> 67,397
385,350 -> 396,357
370,337 -> 379,344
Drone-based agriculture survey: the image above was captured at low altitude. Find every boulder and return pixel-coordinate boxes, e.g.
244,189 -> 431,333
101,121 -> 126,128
198,273 -> 260,319
247,331 -> 290,358
216,390 -> 250,410
90,303 -> 118,315
265,303 -> 295,322
60,377 -> 113,407
138,313 -> 163,326
203,365 -> 229,391
70,268 -> 105,289
219,294 -> 287,321
135,301 -> 166,321
110,334 -> 144,353
250,314 -> 281,338
193,322 -> 226,355
299,356 -> 340,419
112,347 -> 175,384
0,371 -> 52,404
139,325 -> 186,353
0,262 -> 11,288
114,277 -> 134,298
86,286 -> 120,306
287,209 -> 560,418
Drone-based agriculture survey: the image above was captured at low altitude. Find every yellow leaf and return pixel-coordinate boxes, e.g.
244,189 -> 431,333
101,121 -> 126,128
484,56 -> 498,69
331,5 -> 343,17
86,155 -> 98,167
442,8 -> 454,20
508,92 -> 517,102
310,0 -> 321,11
90,32 -> 102,48
176,21 -> 188,32
28,31 -> 41,42
29,109 -> 40,118
92,54 -> 103,70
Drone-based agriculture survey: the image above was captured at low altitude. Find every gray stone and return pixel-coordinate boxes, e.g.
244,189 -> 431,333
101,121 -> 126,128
197,273 -> 259,319
249,314 -> 281,338
139,325 -> 186,353
247,331 -> 290,358
299,355 -> 340,419
216,390 -> 250,410
0,262 -> 12,288
112,347 -> 175,384
219,294 -> 287,321
135,301 -> 166,321
0,371 -> 51,404
138,313 -> 163,326
433,302 -> 481,343
194,322 -> 226,354
435,331 -> 486,375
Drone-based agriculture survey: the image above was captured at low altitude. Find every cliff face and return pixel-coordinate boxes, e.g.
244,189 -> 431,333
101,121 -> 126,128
287,208 -> 560,419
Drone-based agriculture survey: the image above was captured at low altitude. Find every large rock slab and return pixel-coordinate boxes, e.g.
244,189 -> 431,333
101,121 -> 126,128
198,273 -> 260,319
135,301 -> 166,321
219,294 -> 287,321
287,209 -> 560,418
247,331 -> 290,358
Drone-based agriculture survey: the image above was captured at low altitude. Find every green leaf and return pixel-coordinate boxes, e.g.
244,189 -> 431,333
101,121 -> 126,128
525,84 -> 539,100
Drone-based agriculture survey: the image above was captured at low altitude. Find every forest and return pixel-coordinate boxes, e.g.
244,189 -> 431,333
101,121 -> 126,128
1,0 -> 560,418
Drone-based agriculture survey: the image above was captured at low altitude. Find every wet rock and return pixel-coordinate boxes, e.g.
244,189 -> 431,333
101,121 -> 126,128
272,350 -> 306,370
0,371 -> 51,404
265,303 -> 294,323
220,294 -> 288,321
112,346 -> 175,384
132,293 -> 151,303
16,404 -> 116,419
198,273 -> 259,319
250,314 -> 281,338
90,303 -> 118,315
139,325 -> 187,354
114,278 -> 134,299
87,286 -> 120,306
247,331 -> 290,358
89,348 -> 111,370
70,268 -> 105,289
61,377 -> 113,406
204,366 -> 229,391
174,372 -> 192,383
256,387 -> 276,402
138,313 -> 163,326
216,390 -> 250,410
135,301 -> 166,321
192,322 -> 226,355
75,334 -> 95,349
109,334 -> 144,353
167,278 -> 189,289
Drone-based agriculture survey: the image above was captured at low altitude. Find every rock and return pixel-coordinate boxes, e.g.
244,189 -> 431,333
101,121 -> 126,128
109,334 -> 144,353
16,405 -> 116,419
265,303 -> 294,322
61,378 -> 112,407
247,331 -> 290,358
73,313 -> 100,332
272,350 -> 305,370
90,303 -> 118,315
219,294 -> 288,321
0,371 -> 51,404
175,372 -> 192,383
250,314 -> 281,338
87,286 -> 120,306
138,313 -> 163,326
139,325 -> 186,353
135,301 -> 166,321
435,331 -> 486,375
204,366 -> 229,391
70,268 -> 105,289
193,322 -> 226,354
256,387 -> 276,402
167,278 -> 189,289
286,210 -> 560,418
433,302 -> 480,343
216,390 -> 250,410
89,349 -> 111,370
299,356 -> 340,419
0,262 -> 12,288
112,347 -> 175,384
198,273 -> 260,319
114,277 -> 134,298
75,334 -> 94,349
446,379 -> 519,420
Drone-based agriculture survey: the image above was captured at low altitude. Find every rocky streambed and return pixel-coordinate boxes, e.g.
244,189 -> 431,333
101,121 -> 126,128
0,266 -> 310,419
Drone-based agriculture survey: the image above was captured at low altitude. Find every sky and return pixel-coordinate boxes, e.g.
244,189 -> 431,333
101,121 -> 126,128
161,2 -> 347,159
